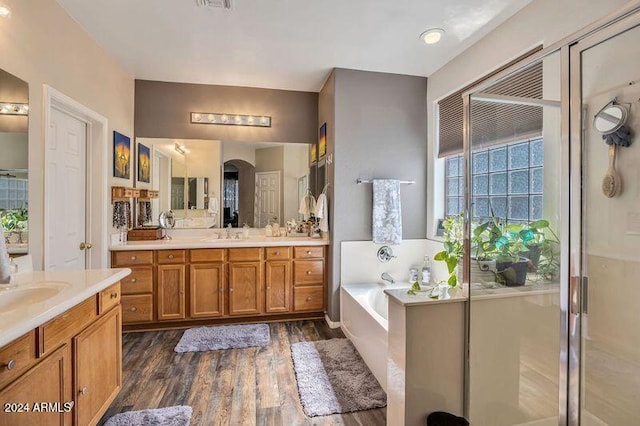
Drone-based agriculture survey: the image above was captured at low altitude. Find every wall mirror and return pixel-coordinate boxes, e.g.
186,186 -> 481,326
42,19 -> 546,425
135,138 -> 314,229
0,69 -> 29,255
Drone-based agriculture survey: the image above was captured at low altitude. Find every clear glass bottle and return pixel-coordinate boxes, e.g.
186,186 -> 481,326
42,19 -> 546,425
409,268 -> 419,283
421,255 -> 432,286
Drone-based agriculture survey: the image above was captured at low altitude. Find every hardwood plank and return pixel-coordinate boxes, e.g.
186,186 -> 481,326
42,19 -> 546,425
99,320 -> 386,425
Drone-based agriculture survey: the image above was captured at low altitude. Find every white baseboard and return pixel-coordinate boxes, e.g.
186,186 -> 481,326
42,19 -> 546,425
324,314 -> 341,329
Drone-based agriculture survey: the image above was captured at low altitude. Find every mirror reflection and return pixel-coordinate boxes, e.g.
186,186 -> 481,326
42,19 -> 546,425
135,138 -> 313,229
0,69 -> 29,255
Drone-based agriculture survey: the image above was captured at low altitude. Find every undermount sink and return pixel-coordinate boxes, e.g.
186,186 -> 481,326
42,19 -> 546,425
0,282 -> 69,311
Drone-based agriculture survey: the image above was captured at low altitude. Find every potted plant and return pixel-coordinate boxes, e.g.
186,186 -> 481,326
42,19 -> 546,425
433,213 -> 464,287
521,219 -> 560,281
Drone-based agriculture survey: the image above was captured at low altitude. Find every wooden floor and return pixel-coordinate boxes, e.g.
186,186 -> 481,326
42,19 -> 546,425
99,320 -> 387,426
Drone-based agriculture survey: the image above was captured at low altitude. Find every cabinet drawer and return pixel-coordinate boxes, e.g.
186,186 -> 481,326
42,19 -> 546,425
157,250 -> 186,264
121,266 -> 153,294
98,282 -> 121,315
294,246 -> 324,259
112,250 -> 153,266
294,260 -> 324,285
0,330 -> 36,390
265,246 -> 291,260
39,297 -> 97,357
121,295 -> 154,323
190,249 -> 226,263
293,286 -> 324,311
228,248 -> 263,262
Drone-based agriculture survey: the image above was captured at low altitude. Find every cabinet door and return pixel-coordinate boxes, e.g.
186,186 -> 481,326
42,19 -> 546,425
228,262 -> 263,315
74,306 -> 122,426
265,261 -> 291,313
190,263 -> 225,318
0,345 -> 71,426
157,264 -> 186,321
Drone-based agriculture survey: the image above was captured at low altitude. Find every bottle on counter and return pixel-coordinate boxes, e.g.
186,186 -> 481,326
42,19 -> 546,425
421,255 -> 431,286
409,268 -> 419,284
265,223 -> 273,237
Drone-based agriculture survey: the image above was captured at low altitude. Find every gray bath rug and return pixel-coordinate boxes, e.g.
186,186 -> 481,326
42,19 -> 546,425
174,323 -> 270,353
104,405 -> 192,426
291,338 -> 386,417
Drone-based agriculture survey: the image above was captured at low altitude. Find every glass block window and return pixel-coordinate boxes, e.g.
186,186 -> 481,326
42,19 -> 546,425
444,138 -> 543,223
0,176 -> 28,211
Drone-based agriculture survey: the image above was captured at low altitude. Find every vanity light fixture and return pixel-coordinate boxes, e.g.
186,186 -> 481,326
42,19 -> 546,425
419,28 -> 445,44
0,5 -> 11,19
0,102 -> 28,115
174,143 -> 189,155
190,112 -> 271,127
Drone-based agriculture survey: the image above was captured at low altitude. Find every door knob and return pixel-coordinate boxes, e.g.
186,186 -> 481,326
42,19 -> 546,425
79,387 -> 88,395
4,359 -> 15,370
79,242 -> 92,250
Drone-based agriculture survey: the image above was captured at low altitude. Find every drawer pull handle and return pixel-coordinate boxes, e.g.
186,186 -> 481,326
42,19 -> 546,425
79,387 -> 88,396
306,251 -> 312,255
131,256 -> 137,261
275,251 -> 280,256
4,359 -> 16,370
168,254 -> 174,259
306,271 -> 312,275
130,307 -> 137,312
130,278 -> 137,283
306,297 -> 312,302
110,293 -> 118,299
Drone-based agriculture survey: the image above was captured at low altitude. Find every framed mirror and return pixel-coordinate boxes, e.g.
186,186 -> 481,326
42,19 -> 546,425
134,138 -> 313,229
0,69 -> 29,256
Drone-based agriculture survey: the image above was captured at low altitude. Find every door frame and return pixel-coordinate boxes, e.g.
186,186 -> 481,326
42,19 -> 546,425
43,85 -> 109,269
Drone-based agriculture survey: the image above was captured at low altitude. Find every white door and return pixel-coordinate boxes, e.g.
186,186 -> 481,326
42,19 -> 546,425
255,171 -> 280,227
46,108 -> 87,270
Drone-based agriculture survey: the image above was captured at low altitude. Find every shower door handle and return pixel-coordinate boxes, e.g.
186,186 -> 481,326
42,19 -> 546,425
581,276 -> 589,315
570,276 -> 580,315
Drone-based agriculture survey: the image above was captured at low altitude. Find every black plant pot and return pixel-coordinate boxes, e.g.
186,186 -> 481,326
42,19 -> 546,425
526,245 -> 542,269
496,258 -> 528,286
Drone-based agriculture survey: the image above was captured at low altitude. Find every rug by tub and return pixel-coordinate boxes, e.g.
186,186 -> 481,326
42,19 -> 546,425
174,323 -> 270,353
104,405 -> 192,426
291,338 -> 386,417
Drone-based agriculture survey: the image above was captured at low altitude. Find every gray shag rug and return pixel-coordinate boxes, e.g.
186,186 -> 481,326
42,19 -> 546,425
104,406 -> 192,426
291,338 -> 386,417
174,323 -> 270,353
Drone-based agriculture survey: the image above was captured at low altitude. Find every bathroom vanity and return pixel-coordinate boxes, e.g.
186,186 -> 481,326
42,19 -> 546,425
110,237 -> 329,330
0,269 -> 130,426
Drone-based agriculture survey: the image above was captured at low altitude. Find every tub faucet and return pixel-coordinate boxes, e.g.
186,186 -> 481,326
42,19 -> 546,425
381,272 -> 395,285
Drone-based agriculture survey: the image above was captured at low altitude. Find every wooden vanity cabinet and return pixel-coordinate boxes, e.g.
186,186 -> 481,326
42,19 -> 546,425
228,248 -> 264,316
74,306 -> 122,426
190,249 -> 226,318
0,289 -> 122,426
293,246 -> 326,312
157,264 -> 186,320
265,247 -> 292,313
0,344 -> 71,426
111,251 -> 154,324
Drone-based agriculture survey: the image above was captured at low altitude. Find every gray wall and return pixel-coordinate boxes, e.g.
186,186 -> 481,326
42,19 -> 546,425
135,80 -> 318,143
323,68 -> 428,320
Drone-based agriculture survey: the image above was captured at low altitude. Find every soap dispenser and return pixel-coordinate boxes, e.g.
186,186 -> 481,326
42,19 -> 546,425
265,223 -> 273,237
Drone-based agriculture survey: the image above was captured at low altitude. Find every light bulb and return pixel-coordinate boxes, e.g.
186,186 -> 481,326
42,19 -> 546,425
193,113 -> 202,122
420,28 -> 444,45
221,115 -> 228,123
207,114 -> 215,122
0,6 -> 11,19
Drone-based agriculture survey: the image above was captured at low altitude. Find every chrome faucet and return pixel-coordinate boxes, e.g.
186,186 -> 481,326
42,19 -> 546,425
225,223 -> 232,239
381,272 -> 395,285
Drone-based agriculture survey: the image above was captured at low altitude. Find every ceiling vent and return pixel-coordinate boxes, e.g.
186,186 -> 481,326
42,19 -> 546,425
196,0 -> 232,9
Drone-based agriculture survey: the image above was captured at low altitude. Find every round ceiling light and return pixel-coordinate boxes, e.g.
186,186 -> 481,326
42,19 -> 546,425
420,28 -> 444,45
0,5 -> 11,19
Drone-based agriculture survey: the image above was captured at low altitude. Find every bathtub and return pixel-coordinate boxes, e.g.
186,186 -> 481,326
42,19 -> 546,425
340,281 -> 411,391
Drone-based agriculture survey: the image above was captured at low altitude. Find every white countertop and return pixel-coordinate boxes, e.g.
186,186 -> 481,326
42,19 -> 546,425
386,282 -> 560,307
0,268 -> 131,347
110,235 -> 329,251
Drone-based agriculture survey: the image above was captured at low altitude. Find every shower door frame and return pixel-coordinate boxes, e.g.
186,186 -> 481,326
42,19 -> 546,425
458,2 -> 640,424
569,10 -> 640,426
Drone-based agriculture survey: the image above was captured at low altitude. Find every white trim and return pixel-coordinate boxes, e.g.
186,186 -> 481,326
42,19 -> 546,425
324,314 -> 341,329
43,85 -> 109,270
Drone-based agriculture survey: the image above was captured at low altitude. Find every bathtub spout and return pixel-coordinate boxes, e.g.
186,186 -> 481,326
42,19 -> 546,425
381,272 -> 395,285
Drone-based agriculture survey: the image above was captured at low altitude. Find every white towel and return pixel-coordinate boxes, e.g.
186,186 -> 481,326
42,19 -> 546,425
298,193 -> 316,221
208,197 -> 219,217
314,193 -> 329,232
372,179 -> 402,245
0,223 -> 11,283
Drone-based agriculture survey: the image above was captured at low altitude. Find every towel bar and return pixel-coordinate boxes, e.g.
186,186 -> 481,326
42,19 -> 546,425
356,178 -> 415,185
